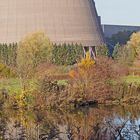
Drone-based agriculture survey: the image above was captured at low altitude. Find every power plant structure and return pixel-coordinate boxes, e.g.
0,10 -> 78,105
0,0 -> 104,56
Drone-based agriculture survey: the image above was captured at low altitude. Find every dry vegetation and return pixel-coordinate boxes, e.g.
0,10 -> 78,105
36,54 -> 130,109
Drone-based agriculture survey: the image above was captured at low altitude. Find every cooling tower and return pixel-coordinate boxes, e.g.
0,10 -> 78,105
0,0 -> 104,46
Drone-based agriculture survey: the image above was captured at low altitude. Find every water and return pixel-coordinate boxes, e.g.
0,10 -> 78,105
0,105 -> 140,140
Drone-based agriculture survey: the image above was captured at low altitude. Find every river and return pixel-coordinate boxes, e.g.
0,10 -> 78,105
0,105 -> 140,140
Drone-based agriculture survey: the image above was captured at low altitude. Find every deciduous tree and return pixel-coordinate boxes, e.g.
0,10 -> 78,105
17,32 -> 53,87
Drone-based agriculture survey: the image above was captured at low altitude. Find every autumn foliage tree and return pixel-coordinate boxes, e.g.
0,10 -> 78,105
126,32 -> 140,73
17,32 -> 53,87
127,32 -> 140,57
111,32 -> 140,66
69,53 -> 95,98
68,54 -> 121,103
112,44 -> 136,65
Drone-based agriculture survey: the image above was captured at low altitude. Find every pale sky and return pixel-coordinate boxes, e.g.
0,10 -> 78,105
94,0 -> 140,26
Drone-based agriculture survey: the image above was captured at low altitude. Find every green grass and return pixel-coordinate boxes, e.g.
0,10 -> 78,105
0,78 -> 37,94
122,75 -> 140,84
0,78 -> 67,94
57,80 -> 68,85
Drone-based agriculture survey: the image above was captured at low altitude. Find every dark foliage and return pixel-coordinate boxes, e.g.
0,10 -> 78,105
106,30 -> 134,46
52,43 -> 83,65
96,45 -> 109,57
40,75 -> 65,94
0,43 -> 17,67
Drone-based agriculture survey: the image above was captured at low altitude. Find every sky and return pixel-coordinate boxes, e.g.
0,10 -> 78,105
94,0 -> 140,26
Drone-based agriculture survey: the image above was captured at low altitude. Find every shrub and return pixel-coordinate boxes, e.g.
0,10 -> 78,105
69,52 -> 95,92
68,56 -> 122,103
68,53 -> 95,101
37,56 -> 129,107
0,63 -> 15,78
35,62 -> 72,79
52,43 -> 83,65
37,75 -> 67,108
40,75 -> 65,94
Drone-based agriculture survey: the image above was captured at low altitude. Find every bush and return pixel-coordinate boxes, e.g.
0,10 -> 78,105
37,56 -> 129,107
37,75 -> 67,108
40,75 -> 65,94
68,56 -> 124,103
52,43 -> 83,65
0,63 -> 15,78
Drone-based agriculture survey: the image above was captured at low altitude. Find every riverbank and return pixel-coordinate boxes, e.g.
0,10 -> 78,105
1,74 -> 140,110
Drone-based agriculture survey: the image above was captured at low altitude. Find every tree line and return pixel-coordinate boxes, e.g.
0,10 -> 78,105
0,43 -> 17,67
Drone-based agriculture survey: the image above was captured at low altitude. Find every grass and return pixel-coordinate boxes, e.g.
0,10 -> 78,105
57,80 -> 68,85
0,77 -> 67,94
0,78 -> 37,94
121,75 -> 140,84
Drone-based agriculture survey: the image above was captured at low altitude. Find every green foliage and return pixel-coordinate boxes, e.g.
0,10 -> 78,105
112,44 -> 121,59
52,43 -> 83,65
122,75 -> 140,84
112,32 -> 140,66
112,44 -> 136,65
0,63 -> 15,78
0,43 -> 17,67
17,32 -> 53,80
0,78 -> 36,94
96,45 -> 109,56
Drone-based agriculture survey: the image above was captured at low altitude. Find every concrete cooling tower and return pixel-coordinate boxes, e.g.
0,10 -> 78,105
0,0 -> 104,46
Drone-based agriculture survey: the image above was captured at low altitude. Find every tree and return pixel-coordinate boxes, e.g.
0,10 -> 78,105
96,45 -> 109,56
112,44 -> 136,65
127,32 -> 140,70
17,32 -> 53,83
106,30 -> 134,46
112,32 -> 140,66
52,43 -> 83,65
0,43 -> 17,67
127,32 -> 140,55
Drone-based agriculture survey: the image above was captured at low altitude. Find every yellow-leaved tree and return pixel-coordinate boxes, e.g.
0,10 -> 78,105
127,32 -> 140,55
68,52 -> 95,100
17,32 -> 53,89
127,32 -> 140,72
69,52 -> 95,78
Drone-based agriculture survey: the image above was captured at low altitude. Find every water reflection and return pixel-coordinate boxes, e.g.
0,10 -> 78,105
0,105 -> 140,140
